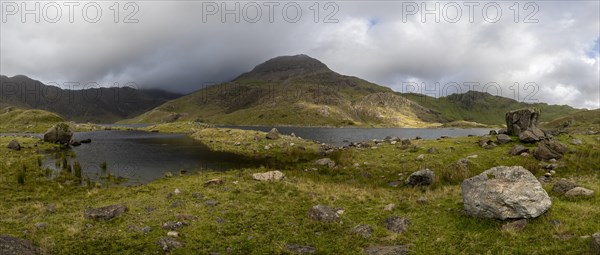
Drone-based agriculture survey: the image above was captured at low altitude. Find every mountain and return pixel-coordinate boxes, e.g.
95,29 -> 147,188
401,91 -> 581,125
122,55 -> 446,127
0,75 -> 181,123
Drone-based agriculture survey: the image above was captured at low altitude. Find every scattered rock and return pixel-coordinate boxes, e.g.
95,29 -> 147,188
162,221 -> 188,230
426,147 -> 438,154
405,169 -> 434,186
266,128 -> 280,140
205,200 -> 219,207
384,216 -> 410,234
0,235 -> 41,255
308,204 -> 340,222
506,108 -> 540,136
509,145 -> 530,156
352,224 -> 373,238
534,139 -> 567,161
417,197 -> 429,204
401,138 -> 411,145
252,171 -> 285,181
571,139 -> 583,145
489,130 -> 497,135
142,226 -> 152,233
167,231 -> 179,237
46,204 -> 57,213
552,179 -> 578,194
284,244 -> 316,254
461,166 -> 551,220
384,204 -> 396,211
204,178 -> 224,186
388,181 -> 401,188
416,154 -> 425,161
501,219 -> 528,232
34,222 -> 47,230
84,204 -> 128,221
363,245 -> 409,255
174,188 -> 182,195
43,123 -> 73,144
176,214 -> 198,221
7,140 -> 21,151
518,128 -> 545,143
496,134 -> 512,144
565,187 -> 594,198
479,136 -> 493,147
156,237 -> 182,252
498,128 -> 508,135
315,158 -> 335,168
591,232 -> 600,255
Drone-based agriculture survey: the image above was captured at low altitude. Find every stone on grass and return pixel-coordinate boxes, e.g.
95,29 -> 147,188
506,108 -> 540,135
0,235 -> 41,255
364,245 -> 409,255
156,237 -> 182,252
266,128 -> 280,140
315,158 -> 335,168
552,179 -> 578,194
384,216 -> 410,234
252,171 -> 285,181
565,187 -> 594,198
84,204 -> 128,221
204,178 -> 224,186
308,204 -> 340,222
352,224 -> 373,238
509,145 -> 530,156
416,154 -> 425,161
519,128 -> 545,143
384,203 -> 396,211
7,140 -> 21,151
461,166 -> 551,220
534,139 -> 567,161
571,139 -> 583,145
591,232 -> 600,255
405,169 -> 434,186
285,244 -> 316,254
496,134 -> 512,144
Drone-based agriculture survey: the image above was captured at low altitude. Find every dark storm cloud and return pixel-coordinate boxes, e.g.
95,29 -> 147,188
1,1 -> 598,108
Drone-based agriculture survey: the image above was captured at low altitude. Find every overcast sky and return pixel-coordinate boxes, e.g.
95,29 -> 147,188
1,1 -> 599,109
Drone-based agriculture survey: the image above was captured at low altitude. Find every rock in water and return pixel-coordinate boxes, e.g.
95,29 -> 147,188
7,140 -> 21,151
534,139 -> 567,161
496,134 -> 512,145
266,128 -> 280,139
461,166 -> 551,220
518,127 -> 546,143
0,235 -> 41,255
591,232 -> 600,255
43,123 -> 73,144
364,245 -> 409,255
405,169 -> 435,186
84,204 -> 128,221
308,204 -> 340,222
506,108 -> 540,136
252,171 -> 285,181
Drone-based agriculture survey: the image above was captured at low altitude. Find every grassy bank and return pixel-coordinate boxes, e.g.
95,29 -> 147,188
0,127 -> 599,254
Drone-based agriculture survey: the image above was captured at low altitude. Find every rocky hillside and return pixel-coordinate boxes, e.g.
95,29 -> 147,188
541,109 -> 600,133
0,107 -> 64,132
0,75 -> 181,123
402,91 -> 581,125
122,55 -> 446,127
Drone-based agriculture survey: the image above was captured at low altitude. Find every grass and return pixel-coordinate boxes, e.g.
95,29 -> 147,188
0,126 -> 599,254
0,108 -> 64,133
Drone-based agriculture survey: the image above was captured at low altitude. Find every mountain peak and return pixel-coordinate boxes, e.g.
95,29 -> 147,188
235,54 -> 332,82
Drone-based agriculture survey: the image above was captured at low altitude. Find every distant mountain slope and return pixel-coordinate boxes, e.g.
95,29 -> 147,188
0,75 -> 181,123
541,109 -> 600,132
402,91 -> 581,125
123,55 -> 446,127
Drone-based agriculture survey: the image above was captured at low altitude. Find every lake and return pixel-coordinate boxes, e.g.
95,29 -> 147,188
4,127 -> 490,184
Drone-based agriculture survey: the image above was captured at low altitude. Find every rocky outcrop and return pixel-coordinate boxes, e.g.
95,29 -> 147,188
43,123 -> 73,144
84,204 -> 128,221
461,166 -> 551,220
534,139 -> 567,161
506,108 -> 540,135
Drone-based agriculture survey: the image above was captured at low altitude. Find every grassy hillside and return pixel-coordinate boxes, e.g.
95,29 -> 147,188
402,91 -> 581,125
0,107 -> 64,132
541,109 -> 600,133
122,55 -> 446,127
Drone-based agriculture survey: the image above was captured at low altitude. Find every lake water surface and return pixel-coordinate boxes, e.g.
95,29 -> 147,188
4,127 -> 490,184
